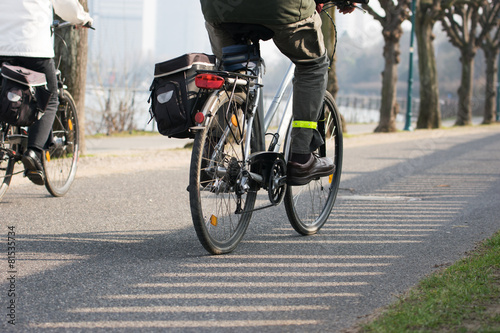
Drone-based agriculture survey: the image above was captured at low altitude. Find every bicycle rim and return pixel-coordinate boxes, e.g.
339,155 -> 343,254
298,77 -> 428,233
189,91 -> 259,254
44,91 -> 79,197
284,91 -> 343,235
0,125 -> 15,201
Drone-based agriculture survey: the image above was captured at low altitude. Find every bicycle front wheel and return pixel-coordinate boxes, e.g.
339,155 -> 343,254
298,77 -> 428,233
284,91 -> 343,235
189,91 -> 262,254
0,124 -> 15,201
0,158 -> 13,201
44,91 -> 79,197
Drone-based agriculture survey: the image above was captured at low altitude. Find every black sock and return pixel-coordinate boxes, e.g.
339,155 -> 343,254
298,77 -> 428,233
290,153 -> 311,164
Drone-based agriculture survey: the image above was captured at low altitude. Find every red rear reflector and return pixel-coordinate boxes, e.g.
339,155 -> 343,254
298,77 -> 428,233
194,112 -> 205,124
195,74 -> 224,89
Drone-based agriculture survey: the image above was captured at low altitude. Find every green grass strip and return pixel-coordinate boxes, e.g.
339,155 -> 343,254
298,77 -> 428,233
361,231 -> 500,333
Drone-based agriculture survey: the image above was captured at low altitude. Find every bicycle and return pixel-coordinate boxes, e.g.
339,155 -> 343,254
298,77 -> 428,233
188,1 -> 362,254
0,21 -> 86,201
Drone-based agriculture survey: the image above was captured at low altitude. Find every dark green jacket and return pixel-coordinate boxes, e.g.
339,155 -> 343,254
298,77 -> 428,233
200,0 -> 316,25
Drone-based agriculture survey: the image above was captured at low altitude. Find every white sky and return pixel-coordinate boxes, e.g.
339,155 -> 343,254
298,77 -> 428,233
88,0 -> 385,74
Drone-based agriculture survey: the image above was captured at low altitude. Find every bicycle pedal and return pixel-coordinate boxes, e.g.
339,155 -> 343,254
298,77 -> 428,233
25,170 -> 45,186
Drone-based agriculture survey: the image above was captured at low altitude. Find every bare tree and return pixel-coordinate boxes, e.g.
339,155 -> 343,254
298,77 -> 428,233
53,0 -> 90,153
415,0 -> 456,129
478,0 -> 500,124
86,61 -> 141,135
363,0 -> 411,132
441,0 -> 488,126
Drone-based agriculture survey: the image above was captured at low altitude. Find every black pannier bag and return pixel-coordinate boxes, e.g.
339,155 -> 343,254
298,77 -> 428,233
0,63 -> 52,127
149,53 -> 216,138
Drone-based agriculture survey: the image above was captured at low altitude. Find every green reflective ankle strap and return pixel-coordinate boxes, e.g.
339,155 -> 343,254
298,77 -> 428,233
292,121 -> 317,129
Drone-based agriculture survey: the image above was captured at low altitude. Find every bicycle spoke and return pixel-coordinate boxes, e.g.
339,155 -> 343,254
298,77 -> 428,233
190,91 -> 259,254
284,91 -> 343,235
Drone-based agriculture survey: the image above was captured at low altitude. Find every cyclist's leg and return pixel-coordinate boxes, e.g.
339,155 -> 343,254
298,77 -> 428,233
15,57 -> 58,185
266,12 -> 330,163
204,22 -> 236,60
22,58 -> 58,151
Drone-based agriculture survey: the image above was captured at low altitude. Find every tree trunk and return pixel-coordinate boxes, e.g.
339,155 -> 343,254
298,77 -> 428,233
455,52 -> 475,126
360,0 -> 410,132
477,1 -> 500,124
53,0 -> 89,154
415,10 -> 441,129
482,47 -> 498,124
375,32 -> 401,132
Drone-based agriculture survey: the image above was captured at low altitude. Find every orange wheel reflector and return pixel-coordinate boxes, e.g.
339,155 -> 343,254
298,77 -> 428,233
195,74 -> 225,90
329,174 -> 333,184
210,215 -> 218,227
68,119 -> 73,131
45,151 -> 51,162
231,114 -> 238,127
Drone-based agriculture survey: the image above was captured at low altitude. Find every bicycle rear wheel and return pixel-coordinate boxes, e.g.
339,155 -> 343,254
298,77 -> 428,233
189,91 -> 262,254
284,91 -> 343,235
0,124 -> 15,201
44,91 -> 79,197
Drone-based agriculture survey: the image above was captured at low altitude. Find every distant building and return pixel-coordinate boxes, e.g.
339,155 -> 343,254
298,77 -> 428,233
87,0 -> 157,66
153,1 -> 210,61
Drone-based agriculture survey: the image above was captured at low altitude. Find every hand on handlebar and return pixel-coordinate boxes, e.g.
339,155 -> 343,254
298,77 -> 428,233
316,1 -> 364,15
74,22 -> 95,30
337,3 -> 357,14
83,22 -> 95,30
52,20 -> 95,31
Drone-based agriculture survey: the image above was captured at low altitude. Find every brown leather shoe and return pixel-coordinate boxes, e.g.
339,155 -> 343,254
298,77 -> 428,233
287,154 -> 335,186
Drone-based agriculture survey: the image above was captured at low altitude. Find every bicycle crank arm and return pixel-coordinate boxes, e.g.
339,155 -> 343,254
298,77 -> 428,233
244,170 -> 264,185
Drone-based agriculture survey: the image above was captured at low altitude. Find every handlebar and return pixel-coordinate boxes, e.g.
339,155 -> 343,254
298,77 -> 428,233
320,0 -> 369,14
326,0 -> 369,5
52,20 -> 95,31
84,22 -> 95,30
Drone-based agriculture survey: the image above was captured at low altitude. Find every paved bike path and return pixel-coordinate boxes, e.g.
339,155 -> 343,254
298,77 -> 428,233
1,121 -> 498,332
84,119 -> 473,156
85,123 -> 381,156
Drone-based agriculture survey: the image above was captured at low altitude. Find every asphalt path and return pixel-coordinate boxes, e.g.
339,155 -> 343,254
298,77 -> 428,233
1,124 -> 499,332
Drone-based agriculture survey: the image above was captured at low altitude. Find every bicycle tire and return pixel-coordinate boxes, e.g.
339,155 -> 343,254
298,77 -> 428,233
189,91 -> 263,254
44,91 -> 79,197
284,90 -> 343,235
0,124 -> 15,201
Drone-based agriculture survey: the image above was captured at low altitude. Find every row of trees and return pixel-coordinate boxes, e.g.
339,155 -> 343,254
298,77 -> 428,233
59,1 -> 499,151
327,0 -> 500,132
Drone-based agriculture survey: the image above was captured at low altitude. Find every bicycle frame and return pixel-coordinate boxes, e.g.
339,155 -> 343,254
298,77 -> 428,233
263,62 -> 295,156
195,55 -> 296,171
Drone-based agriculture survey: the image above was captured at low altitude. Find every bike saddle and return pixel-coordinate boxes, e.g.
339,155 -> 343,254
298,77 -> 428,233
220,23 -> 275,44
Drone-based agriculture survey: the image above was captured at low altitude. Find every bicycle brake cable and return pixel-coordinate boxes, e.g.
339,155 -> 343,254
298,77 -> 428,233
320,5 -> 338,68
320,1 -> 366,69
